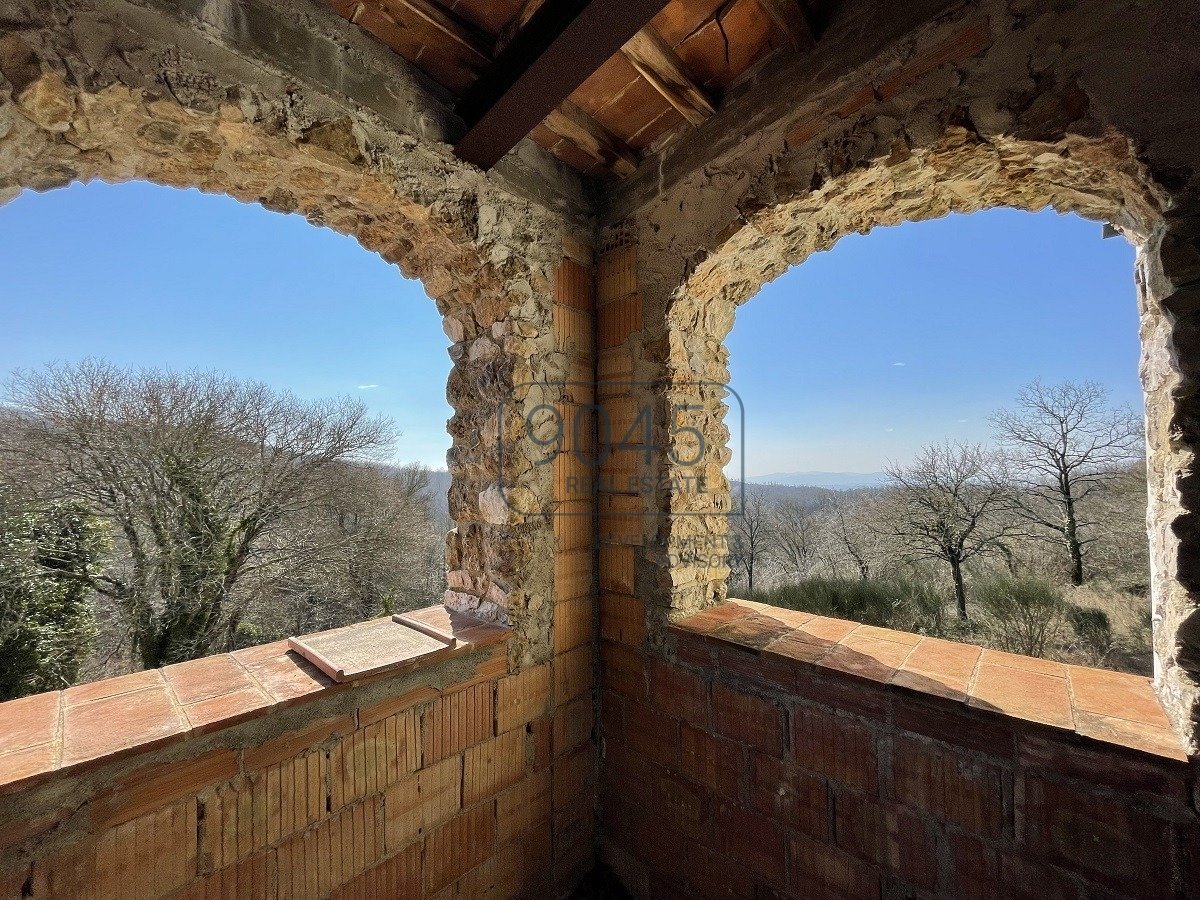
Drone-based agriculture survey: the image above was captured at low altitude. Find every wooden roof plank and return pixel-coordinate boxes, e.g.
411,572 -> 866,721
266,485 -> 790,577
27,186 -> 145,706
454,0 -> 672,170
622,27 -> 715,126
381,0 -> 492,62
755,0 -> 816,50
544,102 -> 638,176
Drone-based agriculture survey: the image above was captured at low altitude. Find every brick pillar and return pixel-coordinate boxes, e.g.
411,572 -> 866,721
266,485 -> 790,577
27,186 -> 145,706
549,239 -> 601,892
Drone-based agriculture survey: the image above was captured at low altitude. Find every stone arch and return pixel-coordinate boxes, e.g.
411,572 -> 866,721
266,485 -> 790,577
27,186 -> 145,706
0,32 -> 569,658
642,115 -> 1200,742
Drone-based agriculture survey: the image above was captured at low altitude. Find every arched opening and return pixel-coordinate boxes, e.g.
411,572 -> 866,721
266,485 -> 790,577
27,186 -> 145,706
648,123 -> 1200,740
0,180 -> 455,693
725,207 -> 1151,674
0,70 -> 574,672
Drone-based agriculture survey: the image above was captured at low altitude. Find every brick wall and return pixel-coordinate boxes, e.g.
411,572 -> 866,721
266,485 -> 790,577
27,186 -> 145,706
0,641 -> 564,898
599,601 -> 1200,899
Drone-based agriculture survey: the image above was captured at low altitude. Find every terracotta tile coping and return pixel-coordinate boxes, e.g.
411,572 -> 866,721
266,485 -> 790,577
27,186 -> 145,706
672,599 -> 1188,764
0,606 -> 509,795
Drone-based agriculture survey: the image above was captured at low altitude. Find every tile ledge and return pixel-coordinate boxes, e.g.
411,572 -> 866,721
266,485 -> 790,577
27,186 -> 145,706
671,600 -> 1189,765
0,604 -> 509,796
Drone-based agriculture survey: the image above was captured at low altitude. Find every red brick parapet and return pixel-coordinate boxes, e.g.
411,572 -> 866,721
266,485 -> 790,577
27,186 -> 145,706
0,606 -> 508,797
673,599 -> 1187,763
601,599 -> 1198,898
0,603 -> 596,897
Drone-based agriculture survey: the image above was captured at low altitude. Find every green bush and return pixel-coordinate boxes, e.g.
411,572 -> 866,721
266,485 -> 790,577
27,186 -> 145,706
0,490 -> 106,699
1066,606 -> 1114,664
745,578 -> 948,636
975,576 -> 1066,659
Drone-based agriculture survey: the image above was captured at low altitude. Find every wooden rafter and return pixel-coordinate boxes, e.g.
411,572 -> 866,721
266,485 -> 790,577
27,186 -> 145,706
755,0 -> 816,51
378,0 -> 490,62
454,0 -> 671,171
544,102 -> 638,175
622,28 -> 715,126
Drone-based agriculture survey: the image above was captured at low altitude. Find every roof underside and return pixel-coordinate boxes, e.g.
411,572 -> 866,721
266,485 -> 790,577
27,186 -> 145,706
326,0 -> 833,180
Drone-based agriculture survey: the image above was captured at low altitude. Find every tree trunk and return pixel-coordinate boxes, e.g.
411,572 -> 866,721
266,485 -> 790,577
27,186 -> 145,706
1064,494 -> 1084,585
950,557 -> 967,620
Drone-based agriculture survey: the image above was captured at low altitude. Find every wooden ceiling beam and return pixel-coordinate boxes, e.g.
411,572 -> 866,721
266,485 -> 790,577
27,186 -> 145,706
379,0 -> 491,63
622,28 -> 715,126
755,0 -> 816,51
544,102 -> 638,176
454,0 -> 672,170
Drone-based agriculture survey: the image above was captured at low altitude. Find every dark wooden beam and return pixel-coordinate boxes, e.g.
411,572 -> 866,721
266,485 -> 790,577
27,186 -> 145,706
454,0 -> 672,170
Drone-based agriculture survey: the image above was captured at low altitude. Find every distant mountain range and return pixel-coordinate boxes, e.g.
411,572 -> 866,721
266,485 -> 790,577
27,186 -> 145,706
746,471 -> 889,490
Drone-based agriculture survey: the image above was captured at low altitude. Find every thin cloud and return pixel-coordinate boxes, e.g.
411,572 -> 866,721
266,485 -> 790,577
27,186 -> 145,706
357,384 -> 380,390
893,362 -> 907,367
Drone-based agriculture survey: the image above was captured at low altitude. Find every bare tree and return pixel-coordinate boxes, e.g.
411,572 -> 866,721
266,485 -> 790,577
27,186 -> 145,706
768,498 -> 822,581
730,488 -> 772,593
819,496 -> 883,580
269,462 -> 442,637
886,443 -> 1018,619
2,360 -> 393,668
991,380 -> 1144,585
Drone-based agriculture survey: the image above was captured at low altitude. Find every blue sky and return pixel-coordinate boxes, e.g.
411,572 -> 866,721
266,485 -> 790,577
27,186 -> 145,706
0,181 -> 454,468
0,182 -> 1140,475
727,207 -> 1140,475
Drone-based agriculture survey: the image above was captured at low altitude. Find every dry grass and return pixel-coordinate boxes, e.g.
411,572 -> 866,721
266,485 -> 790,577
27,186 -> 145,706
1061,581 -> 1152,675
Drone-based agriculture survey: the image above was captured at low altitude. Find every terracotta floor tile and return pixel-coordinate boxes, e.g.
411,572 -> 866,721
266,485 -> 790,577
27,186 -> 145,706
677,602 -> 754,635
183,686 -> 275,735
404,604 -> 455,633
796,617 -> 859,646
969,665 -> 1073,730
232,644 -> 334,704
890,668 -> 968,703
902,638 -> 982,682
63,669 -> 164,707
978,649 -> 1065,678
403,605 -> 508,647
727,598 -> 775,614
729,603 -> 816,630
0,743 -> 58,791
819,634 -> 914,684
164,654 -> 260,706
1073,710 -> 1188,762
0,691 -> 61,754
713,613 -> 794,650
453,621 -> 511,647
764,631 -> 832,666
1066,666 -> 1171,727
854,625 -> 923,647
61,686 -> 188,768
